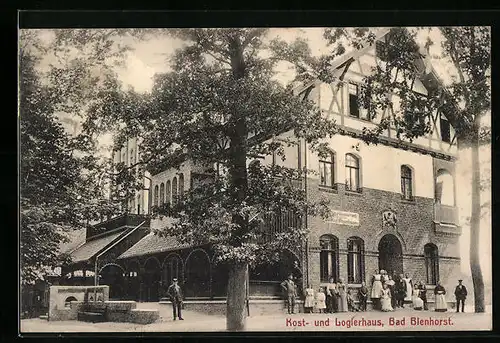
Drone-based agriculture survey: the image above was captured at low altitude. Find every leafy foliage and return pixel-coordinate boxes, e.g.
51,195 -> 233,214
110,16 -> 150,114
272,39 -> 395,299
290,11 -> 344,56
60,29 -> 338,266
19,32 -> 123,284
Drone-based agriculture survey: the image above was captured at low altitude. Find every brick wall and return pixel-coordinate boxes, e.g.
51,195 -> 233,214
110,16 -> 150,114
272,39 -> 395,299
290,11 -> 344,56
305,178 -> 461,302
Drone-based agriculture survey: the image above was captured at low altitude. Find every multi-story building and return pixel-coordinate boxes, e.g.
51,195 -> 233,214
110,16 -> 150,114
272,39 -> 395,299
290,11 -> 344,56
60,31 -> 462,309
57,138 -> 153,300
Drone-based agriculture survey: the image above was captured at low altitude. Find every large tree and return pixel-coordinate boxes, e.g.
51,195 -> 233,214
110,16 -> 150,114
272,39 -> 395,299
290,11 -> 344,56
124,29 -> 336,331
48,28 -> 337,331
19,31 -> 122,284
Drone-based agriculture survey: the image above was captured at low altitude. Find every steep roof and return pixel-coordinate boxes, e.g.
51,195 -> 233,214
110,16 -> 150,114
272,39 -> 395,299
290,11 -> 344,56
69,231 -> 124,263
117,232 -> 191,260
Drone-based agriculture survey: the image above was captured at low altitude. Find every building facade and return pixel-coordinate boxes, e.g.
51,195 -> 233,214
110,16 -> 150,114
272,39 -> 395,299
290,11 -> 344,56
111,137 -> 151,215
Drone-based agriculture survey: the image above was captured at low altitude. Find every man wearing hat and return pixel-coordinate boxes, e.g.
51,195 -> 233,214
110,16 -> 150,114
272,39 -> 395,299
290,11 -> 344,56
454,279 -> 467,313
280,274 -> 298,314
167,278 -> 184,320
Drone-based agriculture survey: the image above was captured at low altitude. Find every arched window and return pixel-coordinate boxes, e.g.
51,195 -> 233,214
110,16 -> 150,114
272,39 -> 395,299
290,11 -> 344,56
347,237 -> 365,284
163,255 -> 183,288
345,154 -> 360,192
166,180 -> 171,206
160,183 -> 165,206
401,165 -> 413,200
154,185 -> 159,207
319,150 -> 335,188
320,235 -> 339,282
178,173 -> 185,202
435,169 -> 454,206
172,177 -> 178,205
424,243 -> 439,285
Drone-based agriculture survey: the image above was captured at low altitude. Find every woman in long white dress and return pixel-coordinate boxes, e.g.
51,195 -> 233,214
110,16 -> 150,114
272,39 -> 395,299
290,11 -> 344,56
403,273 -> 413,303
337,279 -> 348,312
304,287 -> 315,313
371,270 -> 383,310
385,275 -> 396,308
380,283 -> 394,312
412,282 -> 423,310
434,281 -> 448,312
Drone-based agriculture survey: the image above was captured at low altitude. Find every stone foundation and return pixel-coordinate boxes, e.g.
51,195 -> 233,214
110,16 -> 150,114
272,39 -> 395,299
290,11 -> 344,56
48,286 -> 109,321
159,299 -> 305,317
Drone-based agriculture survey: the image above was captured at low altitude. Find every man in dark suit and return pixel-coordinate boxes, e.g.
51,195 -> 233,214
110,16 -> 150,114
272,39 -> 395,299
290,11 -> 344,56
394,273 -> 406,308
454,279 -> 467,313
167,278 -> 184,320
281,274 -> 297,314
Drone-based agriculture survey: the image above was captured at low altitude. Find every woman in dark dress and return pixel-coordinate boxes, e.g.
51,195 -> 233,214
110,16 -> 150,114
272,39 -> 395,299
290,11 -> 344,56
419,282 -> 428,310
326,277 -> 337,313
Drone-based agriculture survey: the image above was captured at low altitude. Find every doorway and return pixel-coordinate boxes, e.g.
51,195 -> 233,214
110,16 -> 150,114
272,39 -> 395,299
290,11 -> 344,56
378,234 -> 404,275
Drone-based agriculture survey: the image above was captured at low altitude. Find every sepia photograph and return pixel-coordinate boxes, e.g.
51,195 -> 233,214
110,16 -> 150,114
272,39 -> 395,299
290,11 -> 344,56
19,24 -> 492,333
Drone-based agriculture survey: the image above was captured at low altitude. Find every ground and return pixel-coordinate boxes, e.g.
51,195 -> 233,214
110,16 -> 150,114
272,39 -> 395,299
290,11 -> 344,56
20,303 -> 492,333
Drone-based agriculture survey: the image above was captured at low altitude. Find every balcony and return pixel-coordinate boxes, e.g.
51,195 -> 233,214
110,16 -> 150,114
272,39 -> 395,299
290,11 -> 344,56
87,214 -> 150,240
433,203 -> 461,236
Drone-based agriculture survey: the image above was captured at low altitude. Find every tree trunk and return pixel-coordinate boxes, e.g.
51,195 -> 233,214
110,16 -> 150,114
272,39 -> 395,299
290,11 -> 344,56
226,34 -> 250,331
226,263 -> 248,331
469,123 -> 485,312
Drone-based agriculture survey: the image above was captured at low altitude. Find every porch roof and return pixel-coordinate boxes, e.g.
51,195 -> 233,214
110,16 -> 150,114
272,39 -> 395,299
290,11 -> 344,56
70,231 -> 123,263
117,232 -> 191,260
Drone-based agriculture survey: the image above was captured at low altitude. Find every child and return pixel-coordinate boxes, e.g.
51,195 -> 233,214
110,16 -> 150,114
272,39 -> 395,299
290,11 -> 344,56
304,287 -> 315,314
315,287 -> 327,313
347,289 -> 360,312
358,281 -> 368,311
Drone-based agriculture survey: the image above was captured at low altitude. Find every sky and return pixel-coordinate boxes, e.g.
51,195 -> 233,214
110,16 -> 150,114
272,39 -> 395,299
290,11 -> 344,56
34,28 -> 492,283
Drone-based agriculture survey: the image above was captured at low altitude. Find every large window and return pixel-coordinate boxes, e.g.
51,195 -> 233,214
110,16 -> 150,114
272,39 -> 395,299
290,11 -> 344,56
166,180 -> 171,206
319,150 -> 335,188
347,237 -> 365,284
435,169 -> 454,206
154,185 -> 159,207
424,243 -> 439,285
320,235 -> 339,282
345,154 -> 360,192
172,177 -> 178,205
178,173 -> 185,202
163,255 -> 183,289
348,83 -> 360,118
160,183 -> 165,206
401,165 -> 413,200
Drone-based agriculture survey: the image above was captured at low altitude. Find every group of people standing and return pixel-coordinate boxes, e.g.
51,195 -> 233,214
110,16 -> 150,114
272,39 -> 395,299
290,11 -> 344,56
370,270 -> 467,313
370,270 -> 414,312
281,271 -> 468,314
303,277 -> 355,314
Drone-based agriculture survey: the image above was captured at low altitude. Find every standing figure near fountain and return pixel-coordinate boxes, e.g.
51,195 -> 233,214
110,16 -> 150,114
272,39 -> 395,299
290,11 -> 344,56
167,278 -> 184,321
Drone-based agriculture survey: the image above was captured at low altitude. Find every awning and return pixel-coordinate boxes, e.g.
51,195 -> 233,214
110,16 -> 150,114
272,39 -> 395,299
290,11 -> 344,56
70,231 -> 123,263
118,232 -> 191,260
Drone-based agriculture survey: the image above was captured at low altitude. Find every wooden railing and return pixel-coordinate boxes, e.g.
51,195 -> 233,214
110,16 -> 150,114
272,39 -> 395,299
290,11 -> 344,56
257,210 -> 303,244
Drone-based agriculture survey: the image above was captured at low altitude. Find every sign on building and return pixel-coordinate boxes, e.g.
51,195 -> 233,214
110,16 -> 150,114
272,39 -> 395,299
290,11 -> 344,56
326,210 -> 360,226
